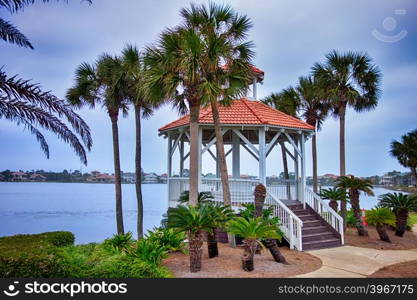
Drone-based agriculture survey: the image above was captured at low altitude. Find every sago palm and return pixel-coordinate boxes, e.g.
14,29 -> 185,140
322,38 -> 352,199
205,202 -> 234,258
337,176 -> 374,236
168,204 -> 212,272
313,51 -> 381,226
66,54 -> 129,235
378,192 -> 417,237
143,2 -> 254,206
365,208 -> 396,243
390,130 -> 417,187
227,217 -> 281,272
319,187 -> 346,212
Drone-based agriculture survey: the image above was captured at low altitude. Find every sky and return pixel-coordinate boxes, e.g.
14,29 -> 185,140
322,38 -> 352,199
0,0 -> 416,177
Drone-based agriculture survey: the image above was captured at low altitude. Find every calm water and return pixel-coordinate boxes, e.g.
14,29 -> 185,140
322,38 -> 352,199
0,182 -> 395,244
0,182 -> 167,244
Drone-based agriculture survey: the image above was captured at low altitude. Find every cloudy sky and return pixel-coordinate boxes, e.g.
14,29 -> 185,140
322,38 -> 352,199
1,0 -> 416,177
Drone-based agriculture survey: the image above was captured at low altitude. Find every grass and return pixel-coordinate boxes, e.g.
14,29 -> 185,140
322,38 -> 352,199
409,213 -> 417,227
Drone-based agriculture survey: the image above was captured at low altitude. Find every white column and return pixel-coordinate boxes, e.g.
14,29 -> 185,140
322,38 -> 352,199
300,132 -> 306,208
179,139 -> 184,177
167,133 -> 172,204
259,127 -> 266,185
232,131 -> 240,179
198,126 -> 203,190
293,138 -> 299,202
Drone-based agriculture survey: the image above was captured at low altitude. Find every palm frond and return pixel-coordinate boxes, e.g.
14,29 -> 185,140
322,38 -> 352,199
0,18 -> 33,48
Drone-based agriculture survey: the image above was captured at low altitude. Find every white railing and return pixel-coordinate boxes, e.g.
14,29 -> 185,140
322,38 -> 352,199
267,180 -> 297,201
304,187 -> 344,244
266,190 -> 303,250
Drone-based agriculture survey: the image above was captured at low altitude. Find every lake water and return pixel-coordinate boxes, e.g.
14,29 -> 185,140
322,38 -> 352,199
0,182 -> 395,244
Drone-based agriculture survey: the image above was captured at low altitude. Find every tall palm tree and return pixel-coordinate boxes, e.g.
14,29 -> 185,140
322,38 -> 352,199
379,192 -> 417,237
337,176 -> 374,236
227,217 -> 281,272
263,89 -> 299,198
179,3 -> 255,207
365,207 -> 395,243
0,0 -> 92,164
113,44 -> 162,239
144,2 -> 253,206
168,204 -> 212,272
390,129 -> 417,187
313,51 -> 381,222
67,54 -> 128,235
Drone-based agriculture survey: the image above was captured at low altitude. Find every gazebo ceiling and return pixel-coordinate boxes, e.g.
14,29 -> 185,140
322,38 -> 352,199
159,98 -> 315,133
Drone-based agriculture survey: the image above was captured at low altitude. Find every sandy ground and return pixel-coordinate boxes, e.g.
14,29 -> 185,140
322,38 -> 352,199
163,243 -> 322,278
345,226 -> 417,250
368,260 -> 417,278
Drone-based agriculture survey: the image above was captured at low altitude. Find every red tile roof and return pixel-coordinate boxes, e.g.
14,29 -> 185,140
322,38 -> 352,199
159,98 -> 315,132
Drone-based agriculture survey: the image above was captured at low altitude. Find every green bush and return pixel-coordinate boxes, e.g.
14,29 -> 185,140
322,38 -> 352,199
102,232 -> 134,253
146,227 -> 186,253
346,210 -> 356,227
131,238 -> 169,266
0,231 -> 75,277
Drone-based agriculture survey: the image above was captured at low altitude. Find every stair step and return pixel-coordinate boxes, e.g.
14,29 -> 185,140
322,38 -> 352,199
302,238 -> 341,251
303,232 -> 338,242
298,214 -> 318,221
302,220 -> 324,227
302,225 -> 329,234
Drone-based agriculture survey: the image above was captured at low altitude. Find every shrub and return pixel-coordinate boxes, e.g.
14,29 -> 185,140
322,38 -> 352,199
102,232 -> 134,253
146,227 -> 186,253
0,231 -> 75,277
346,210 -> 356,227
130,238 -> 169,266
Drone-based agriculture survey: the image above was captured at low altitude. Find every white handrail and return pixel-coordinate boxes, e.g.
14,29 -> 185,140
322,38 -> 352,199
266,190 -> 303,251
304,187 -> 344,244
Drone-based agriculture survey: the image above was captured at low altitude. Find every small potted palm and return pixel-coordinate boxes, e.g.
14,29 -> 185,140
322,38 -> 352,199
365,207 -> 396,243
205,202 -> 234,258
168,204 -> 211,272
378,192 -> 417,237
227,217 -> 282,272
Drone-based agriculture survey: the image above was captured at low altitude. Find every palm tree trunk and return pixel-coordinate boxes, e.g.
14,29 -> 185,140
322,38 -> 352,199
339,102 -> 347,231
207,229 -> 218,258
280,143 -> 291,199
188,230 -> 204,272
350,191 -> 368,236
329,200 -> 338,212
135,105 -> 143,239
395,208 -> 408,237
188,99 -> 201,206
210,100 -> 231,206
242,239 -> 257,272
109,110 -> 124,235
312,133 -> 318,193
264,239 -> 287,264
376,224 -> 391,242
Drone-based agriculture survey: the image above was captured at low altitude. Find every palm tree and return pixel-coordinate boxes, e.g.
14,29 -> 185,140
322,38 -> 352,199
337,176 -> 374,236
378,192 -> 417,237
319,187 -> 345,212
205,202 -> 234,258
168,204 -> 212,272
296,76 -> 329,193
67,54 -> 128,235
112,44 -> 162,239
262,89 -> 299,197
143,2 -> 254,206
390,130 -> 417,187
227,217 -> 281,272
313,51 -> 381,223
366,208 -> 396,242
0,0 -> 92,164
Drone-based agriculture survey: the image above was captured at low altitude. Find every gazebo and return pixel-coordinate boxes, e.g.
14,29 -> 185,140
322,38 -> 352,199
158,67 -> 343,251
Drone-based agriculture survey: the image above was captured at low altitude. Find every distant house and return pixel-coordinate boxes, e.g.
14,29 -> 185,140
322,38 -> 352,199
87,172 -> 115,183
121,172 -> 136,183
143,173 -> 159,184
381,173 -> 394,186
0,174 -> 4,181
159,173 -> 168,183
29,173 -> 46,182
10,171 -> 27,181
